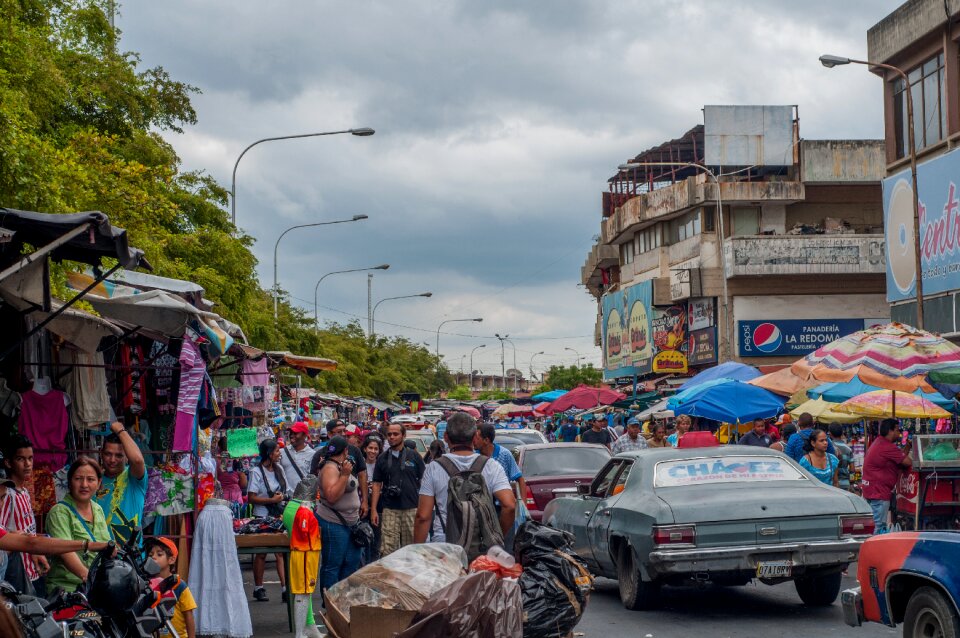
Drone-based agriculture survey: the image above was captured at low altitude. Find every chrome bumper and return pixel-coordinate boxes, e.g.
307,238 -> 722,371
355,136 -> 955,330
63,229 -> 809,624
646,538 -> 862,577
841,587 -> 864,627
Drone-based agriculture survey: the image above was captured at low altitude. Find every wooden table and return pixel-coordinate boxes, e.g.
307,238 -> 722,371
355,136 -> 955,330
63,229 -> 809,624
235,533 -> 294,632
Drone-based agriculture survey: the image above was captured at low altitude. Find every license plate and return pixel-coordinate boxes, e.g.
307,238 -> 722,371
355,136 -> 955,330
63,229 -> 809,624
757,561 -> 792,578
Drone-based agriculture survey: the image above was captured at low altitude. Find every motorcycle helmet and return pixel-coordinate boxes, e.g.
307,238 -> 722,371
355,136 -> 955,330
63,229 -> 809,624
86,556 -> 144,614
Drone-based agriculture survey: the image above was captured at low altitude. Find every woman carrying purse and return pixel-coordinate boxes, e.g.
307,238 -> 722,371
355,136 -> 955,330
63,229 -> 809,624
247,439 -> 289,603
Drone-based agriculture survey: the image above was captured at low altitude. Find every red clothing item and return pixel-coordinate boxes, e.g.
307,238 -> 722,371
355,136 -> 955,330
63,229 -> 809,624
18,390 -> 68,468
764,424 -> 781,442
861,437 -> 907,500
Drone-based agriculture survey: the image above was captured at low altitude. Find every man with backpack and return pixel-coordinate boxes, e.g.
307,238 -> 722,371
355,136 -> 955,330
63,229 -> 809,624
413,413 -> 516,560
370,423 -> 425,556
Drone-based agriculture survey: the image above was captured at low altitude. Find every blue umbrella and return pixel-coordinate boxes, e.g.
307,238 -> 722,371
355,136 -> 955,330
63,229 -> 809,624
677,361 -> 761,391
808,379 -> 956,411
532,389 -> 567,402
668,379 -> 785,423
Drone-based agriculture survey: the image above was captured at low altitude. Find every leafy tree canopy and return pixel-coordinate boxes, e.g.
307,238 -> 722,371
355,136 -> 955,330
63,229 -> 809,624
446,385 -> 473,401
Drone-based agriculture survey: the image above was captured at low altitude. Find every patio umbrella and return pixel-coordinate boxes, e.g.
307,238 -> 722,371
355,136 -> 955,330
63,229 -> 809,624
833,390 -> 951,419
532,401 -> 552,416
808,379 -> 955,411
677,361 -> 761,391
453,405 -> 481,419
531,389 -> 567,402
748,366 -> 818,397
492,403 -> 533,418
667,379 -> 785,423
789,397 -> 862,424
543,384 -> 626,414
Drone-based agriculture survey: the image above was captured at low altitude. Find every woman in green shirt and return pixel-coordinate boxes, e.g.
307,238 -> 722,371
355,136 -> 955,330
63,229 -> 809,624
45,457 -> 112,592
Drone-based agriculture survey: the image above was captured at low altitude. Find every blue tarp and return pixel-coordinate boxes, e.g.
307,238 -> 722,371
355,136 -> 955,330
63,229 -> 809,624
531,389 -> 567,402
668,379 -> 785,423
677,361 -> 761,391
808,380 -> 957,412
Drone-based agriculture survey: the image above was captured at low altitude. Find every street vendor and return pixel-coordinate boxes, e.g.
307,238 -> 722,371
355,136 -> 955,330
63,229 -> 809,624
96,420 -> 147,544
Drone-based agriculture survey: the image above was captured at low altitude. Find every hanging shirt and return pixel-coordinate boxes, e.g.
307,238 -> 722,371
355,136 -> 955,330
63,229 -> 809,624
95,467 -> 148,544
18,390 -> 68,468
173,335 -> 205,452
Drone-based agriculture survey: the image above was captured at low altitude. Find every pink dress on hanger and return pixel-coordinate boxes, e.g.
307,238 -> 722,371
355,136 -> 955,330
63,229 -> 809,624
173,335 -> 205,451
18,390 -> 68,468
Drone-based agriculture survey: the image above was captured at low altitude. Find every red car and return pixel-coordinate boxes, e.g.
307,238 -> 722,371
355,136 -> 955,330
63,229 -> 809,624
517,443 -> 611,521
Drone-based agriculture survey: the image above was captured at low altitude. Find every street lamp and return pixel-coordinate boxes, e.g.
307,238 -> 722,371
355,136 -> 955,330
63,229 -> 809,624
618,160 -> 732,357
273,215 -> 368,321
529,351 -> 545,382
370,292 -> 432,336
820,54 -> 924,329
230,127 -> 375,227
495,333 -> 509,391
469,344 -> 486,390
436,318 -> 483,360
314,264 -> 389,331
504,338 -> 518,394
564,346 -> 582,367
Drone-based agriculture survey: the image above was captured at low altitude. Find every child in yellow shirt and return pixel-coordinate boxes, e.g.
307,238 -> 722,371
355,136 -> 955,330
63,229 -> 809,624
146,536 -> 197,638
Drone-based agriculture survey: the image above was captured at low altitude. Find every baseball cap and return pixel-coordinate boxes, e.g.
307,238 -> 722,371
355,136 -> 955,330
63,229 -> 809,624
344,424 -> 361,436
326,418 -> 343,430
324,435 -> 349,457
290,421 -> 310,435
145,536 -> 178,560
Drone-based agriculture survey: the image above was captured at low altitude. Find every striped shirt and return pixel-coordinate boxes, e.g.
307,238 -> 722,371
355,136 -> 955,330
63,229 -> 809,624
0,484 -> 40,581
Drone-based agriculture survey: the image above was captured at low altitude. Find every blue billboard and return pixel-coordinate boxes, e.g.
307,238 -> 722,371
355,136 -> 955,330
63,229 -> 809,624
738,319 -> 868,358
600,280 -> 653,379
883,146 -> 960,303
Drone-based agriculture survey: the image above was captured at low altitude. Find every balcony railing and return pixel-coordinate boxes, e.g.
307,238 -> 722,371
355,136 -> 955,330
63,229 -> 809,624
723,234 -> 885,278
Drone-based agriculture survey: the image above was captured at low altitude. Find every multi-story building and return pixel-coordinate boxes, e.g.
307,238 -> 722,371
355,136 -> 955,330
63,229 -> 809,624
581,105 -> 890,383
867,0 -> 960,335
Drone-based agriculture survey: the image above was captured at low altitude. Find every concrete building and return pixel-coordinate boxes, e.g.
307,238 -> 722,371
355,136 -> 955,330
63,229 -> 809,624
581,105 -> 889,383
867,0 -> 960,335
450,371 -> 536,396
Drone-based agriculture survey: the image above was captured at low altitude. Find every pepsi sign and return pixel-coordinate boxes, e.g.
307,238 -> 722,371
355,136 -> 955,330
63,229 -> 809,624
738,319 -> 868,357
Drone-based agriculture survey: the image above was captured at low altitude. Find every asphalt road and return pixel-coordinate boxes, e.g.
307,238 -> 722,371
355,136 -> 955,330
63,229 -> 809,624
577,574 -> 898,638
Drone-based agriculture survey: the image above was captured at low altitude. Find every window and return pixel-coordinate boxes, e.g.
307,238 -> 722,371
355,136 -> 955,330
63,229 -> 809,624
610,461 -> 635,496
673,210 -> 702,242
636,226 -> 660,254
704,207 -> 716,232
591,460 -> 623,497
894,53 -> 946,158
653,456 -> 807,488
620,240 -> 635,265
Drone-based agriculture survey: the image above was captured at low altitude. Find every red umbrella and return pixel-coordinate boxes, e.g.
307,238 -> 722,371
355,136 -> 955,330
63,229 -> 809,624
454,405 -> 481,419
544,384 -> 626,414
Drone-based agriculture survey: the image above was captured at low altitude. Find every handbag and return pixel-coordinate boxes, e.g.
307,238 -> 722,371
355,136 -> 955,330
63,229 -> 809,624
258,465 -> 288,517
323,502 -> 374,548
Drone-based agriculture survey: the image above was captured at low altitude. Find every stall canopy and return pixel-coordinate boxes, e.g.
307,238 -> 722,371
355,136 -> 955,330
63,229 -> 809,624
668,378 -> 785,423
531,389 -> 567,402
808,379 -> 955,411
677,361 -> 760,391
266,351 -> 337,376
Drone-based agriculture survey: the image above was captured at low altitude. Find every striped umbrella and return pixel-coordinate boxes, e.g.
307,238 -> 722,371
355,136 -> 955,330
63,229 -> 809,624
791,322 -> 960,393
833,391 -> 951,420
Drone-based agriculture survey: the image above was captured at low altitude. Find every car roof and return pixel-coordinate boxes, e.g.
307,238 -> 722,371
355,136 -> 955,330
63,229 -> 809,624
614,445 -> 784,462
518,443 -> 609,451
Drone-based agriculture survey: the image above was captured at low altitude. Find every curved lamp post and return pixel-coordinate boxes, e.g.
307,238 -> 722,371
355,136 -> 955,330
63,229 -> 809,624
436,318 -> 483,360
469,344 -> 486,389
564,346 -> 582,367
529,351 -> 545,382
314,264 -> 389,331
370,292 -> 432,336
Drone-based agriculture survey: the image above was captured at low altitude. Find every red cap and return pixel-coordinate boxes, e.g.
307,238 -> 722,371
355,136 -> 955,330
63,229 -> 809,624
146,536 -> 178,560
290,422 -> 310,434
344,424 -> 361,436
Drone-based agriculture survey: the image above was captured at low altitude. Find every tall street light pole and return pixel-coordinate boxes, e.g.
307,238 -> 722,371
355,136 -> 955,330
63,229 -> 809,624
529,351 -> 545,382
618,160 -> 731,358
370,292 -> 432,337
230,127 -> 375,227
436,318 -> 483,361
820,54 -> 923,329
505,338 -> 518,394
565,346 -> 582,367
314,264 -> 389,331
495,333 -> 509,391
469,344 -> 486,390
273,215 -> 367,321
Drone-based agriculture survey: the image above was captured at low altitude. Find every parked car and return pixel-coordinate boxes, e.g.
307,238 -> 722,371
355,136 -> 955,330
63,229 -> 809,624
543,446 -> 873,610
405,428 -> 437,456
517,443 -> 611,522
842,531 -> 960,637
390,414 -> 420,425
498,428 -> 548,446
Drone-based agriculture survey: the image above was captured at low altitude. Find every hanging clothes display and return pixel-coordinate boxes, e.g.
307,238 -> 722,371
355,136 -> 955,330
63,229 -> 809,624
188,501 -> 253,638
61,349 -> 111,428
240,358 -> 269,387
18,388 -> 69,468
151,341 -> 178,415
173,332 -> 205,451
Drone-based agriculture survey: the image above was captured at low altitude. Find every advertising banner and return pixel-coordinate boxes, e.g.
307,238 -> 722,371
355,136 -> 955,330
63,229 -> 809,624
600,280 -> 654,379
687,297 -> 715,331
737,319 -> 867,357
884,146 -> 960,302
687,327 -> 718,365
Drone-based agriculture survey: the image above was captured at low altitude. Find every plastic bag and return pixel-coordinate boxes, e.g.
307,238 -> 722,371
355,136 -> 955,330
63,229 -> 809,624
469,555 -> 523,579
326,542 -> 467,620
514,521 -> 593,638
396,570 -> 523,638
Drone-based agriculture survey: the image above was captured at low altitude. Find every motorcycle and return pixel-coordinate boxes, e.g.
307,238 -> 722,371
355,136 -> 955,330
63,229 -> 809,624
5,531 -> 179,638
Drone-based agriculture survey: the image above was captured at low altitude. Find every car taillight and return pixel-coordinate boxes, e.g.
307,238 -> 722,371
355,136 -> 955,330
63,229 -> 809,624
524,486 -> 536,507
840,515 -> 875,538
652,525 -> 696,546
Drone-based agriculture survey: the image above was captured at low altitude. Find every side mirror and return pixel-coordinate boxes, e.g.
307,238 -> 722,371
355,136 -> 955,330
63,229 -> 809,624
576,484 -> 591,496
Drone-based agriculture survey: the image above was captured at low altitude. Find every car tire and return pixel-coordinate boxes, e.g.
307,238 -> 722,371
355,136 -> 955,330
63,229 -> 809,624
903,586 -> 960,638
617,545 -> 658,611
794,571 -> 842,606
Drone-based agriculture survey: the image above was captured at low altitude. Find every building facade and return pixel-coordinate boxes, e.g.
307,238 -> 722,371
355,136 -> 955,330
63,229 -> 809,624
868,0 -> 960,335
581,106 -> 889,383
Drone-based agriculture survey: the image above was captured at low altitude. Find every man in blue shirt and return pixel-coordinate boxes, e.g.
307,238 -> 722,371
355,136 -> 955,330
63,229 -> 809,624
784,412 -> 835,461
558,417 -> 580,443
475,422 -> 526,498
97,421 -> 147,544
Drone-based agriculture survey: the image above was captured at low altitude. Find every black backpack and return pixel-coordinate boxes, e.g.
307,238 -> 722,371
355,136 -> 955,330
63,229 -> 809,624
434,456 -> 504,561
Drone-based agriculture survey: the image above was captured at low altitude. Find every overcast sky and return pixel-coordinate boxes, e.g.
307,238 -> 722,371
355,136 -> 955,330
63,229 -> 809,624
119,0 -> 903,380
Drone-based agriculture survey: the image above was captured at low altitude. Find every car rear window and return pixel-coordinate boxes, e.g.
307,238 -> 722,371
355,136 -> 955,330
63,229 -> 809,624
654,456 -> 806,487
523,447 -> 612,478
509,431 -> 545,444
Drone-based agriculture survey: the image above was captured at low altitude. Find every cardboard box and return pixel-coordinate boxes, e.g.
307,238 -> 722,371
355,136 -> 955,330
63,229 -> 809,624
322,592 -> 418,638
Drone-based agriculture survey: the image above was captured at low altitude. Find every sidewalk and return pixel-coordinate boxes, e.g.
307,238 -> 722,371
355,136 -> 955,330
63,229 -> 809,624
238,558 -> 329,637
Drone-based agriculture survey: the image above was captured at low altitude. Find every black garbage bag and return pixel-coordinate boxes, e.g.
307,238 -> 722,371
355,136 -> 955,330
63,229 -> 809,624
396,571 -> 523,638
514,521 -> 593,638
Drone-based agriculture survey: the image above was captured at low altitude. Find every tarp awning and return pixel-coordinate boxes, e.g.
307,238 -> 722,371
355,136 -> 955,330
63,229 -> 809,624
266,351 -> 337,376
0,287 -> 122,353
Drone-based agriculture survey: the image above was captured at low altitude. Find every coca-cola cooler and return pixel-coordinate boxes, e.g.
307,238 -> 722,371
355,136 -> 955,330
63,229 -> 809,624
895,434 -> 960,530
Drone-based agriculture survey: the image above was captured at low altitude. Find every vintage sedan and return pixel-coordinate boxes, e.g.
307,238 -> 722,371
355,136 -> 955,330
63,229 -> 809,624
842,531 -> 960,637
543,446 -> 874,610
517,443 -> 611,522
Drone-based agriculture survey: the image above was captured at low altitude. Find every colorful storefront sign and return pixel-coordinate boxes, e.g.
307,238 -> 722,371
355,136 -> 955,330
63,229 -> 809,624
601,281 -> 654,379
687,327 -> 718,365
653,350 -> 688,374
738,319 -> 868,357
884,146 -> 960,302
687,297 -> 715,331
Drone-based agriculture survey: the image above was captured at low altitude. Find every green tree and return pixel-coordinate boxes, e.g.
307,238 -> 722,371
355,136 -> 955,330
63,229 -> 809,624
535,364 -> 603,393
446,385 -> 472,401
477,389 -> 513,401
